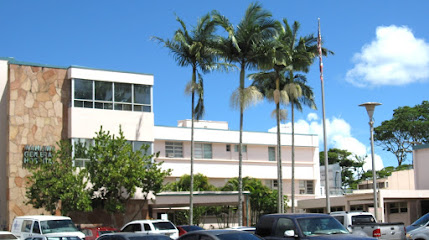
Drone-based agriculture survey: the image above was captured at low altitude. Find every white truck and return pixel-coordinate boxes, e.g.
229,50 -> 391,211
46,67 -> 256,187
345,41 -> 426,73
330,211 -> 406,240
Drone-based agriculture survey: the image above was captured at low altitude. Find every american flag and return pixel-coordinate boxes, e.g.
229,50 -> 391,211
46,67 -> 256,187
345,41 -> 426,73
318,18 -> 324,83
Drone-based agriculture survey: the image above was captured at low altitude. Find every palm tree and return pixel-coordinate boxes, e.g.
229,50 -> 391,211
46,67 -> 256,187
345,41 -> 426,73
153,13 -> 220,225
212,3 -> 279,224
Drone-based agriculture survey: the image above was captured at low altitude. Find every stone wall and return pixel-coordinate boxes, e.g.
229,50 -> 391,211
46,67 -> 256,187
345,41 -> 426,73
7,64 -> 69,227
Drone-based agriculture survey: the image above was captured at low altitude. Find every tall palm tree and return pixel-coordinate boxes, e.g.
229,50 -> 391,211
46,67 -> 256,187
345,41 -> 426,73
212,3 -> 278,224
153,13 -> 220,225
281,19 -> 332,212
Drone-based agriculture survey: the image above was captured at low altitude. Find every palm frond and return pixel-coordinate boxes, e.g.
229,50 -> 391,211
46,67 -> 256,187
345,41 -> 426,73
230,86 -> 263,110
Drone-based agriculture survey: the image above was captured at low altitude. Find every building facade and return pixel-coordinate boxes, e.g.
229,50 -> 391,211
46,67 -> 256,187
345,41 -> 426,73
1,58 -> 321,229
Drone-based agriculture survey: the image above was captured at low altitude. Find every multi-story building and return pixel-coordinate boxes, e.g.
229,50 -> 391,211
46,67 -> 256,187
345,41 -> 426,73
0,58 -> 321,229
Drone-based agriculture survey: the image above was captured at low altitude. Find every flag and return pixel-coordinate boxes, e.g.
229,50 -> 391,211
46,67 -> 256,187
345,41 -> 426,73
318,18 -> 324,83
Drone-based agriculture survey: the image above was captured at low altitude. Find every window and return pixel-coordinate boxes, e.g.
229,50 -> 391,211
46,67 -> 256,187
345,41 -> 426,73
165,142 -> 183,158
226,144 -> 231,152
389,202 -> 407,214
122,224 -> 141,232
143,224 -> 151,231
234,144 -> 247,152
132,141 -> 152,155
299,180 -> 314,194
268,147 -> 275,161
32,221 -> 40,234
195,143 -> 212,159
351,205 -> 364,211
73,79 -> 152,112
22,220 -> 32,232
274,218 -> 295,237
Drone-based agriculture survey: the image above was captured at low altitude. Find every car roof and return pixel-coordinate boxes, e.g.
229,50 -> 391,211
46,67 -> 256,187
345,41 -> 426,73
127,220 -> 172,224
14,215 -> 71,221
184,230 -> 252,236
261,213 -> 330,219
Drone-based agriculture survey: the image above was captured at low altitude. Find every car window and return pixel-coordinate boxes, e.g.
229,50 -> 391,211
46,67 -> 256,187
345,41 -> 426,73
0,234 -> 18,240
274,218 -> 295,237
22,220 -> 33,232
33,221 -> 41,234
152,222 -> 175,230
333,216 -> 344,225
144,224 -> 151,231
122,224 -> 141,232
82,229 -> 92,236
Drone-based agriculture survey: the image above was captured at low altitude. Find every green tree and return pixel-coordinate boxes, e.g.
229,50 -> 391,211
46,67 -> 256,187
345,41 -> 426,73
319,148 -> 365,190
212,3 -> 278,224
361,164 -> 413,180
374,100 -> 429,166
86,126 -> 170,225
222,177 -> 282,225
26,141 -> 92,215
164,173 -> 218,191
164,174 -> 217,226
153,13 -> 222,225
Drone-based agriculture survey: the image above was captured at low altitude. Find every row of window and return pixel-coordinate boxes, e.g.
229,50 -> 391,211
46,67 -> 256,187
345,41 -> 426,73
165,142 -> 280,160
307,202 -> 408,214
73,79 -> 152,112
268,180 -> 314,194
72,138 -> 152,168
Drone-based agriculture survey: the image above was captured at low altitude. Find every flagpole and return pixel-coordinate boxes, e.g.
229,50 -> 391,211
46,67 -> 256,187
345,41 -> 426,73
318,18 -> 331,213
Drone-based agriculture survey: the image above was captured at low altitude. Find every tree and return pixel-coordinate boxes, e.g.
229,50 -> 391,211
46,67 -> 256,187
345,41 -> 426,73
212,3 -> 278,224
361,164 -> 413,180
164,174 -> 217,225
319,148 -> 365,190
221,177 -> 282,225
153,13 -> 221,225
86,126 -> 170,225
26,141 -> 92,215
374,100 -> 429,166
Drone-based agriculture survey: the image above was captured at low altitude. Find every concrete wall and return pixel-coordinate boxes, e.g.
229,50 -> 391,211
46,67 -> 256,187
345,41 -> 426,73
0,59 -> 9,230
414,145 -> 429,190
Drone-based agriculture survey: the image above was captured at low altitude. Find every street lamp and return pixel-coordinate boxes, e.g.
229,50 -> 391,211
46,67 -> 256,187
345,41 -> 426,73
359,102 -> 381,222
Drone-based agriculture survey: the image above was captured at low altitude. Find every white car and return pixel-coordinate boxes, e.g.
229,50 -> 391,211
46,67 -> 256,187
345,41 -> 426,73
0,231 -> 18,240
121,220 -> 178,239
10,215 -> 85,240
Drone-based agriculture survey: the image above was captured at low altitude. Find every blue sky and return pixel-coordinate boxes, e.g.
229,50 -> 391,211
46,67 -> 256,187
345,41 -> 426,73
1,1 -> 429,169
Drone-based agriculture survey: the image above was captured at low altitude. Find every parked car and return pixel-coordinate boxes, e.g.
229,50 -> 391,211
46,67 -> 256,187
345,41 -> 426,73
120,220 -> 178,239
97,233 -> 172,240
406,212 -> 429,232
405,213 -> 429,240
10,216 -> 85,240
178,230 -> 261,240
255,213 -> 376,240
176,226 -> 204,236
330,211 -> 406,240
81,227 -> 118,240
0,231 -> 18,240
23,234 -> 81,240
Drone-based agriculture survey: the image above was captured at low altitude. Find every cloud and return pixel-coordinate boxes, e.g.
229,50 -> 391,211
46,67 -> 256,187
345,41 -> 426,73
268,113 -> 384,170
346,25 -> 429,87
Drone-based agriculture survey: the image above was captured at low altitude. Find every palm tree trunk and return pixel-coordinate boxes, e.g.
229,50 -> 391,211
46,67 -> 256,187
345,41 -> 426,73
190,67 -> 196,225
291,102 -> 295,213
238,64 -> 245,226
275,77 -> 283,213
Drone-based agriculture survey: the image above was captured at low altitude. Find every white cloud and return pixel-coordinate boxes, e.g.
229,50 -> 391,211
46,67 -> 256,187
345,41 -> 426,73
346,25 -> 429,87
268,113 -> 384,170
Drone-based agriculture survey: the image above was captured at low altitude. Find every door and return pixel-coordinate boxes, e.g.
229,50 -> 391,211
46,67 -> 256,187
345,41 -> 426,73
21,220 -> 34,239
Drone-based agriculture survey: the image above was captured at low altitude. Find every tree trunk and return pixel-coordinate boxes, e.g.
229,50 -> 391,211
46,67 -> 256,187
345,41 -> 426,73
291,103 -> 295,212
190,67 -> 196,225
275,77 -> 283,213
238,64 -> 245,226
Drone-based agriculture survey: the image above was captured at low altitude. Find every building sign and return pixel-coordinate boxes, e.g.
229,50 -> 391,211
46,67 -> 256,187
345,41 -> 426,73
23,145 -> 54,165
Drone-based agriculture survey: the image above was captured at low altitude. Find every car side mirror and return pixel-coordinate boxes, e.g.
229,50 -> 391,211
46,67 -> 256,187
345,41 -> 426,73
284,230 -> 295,237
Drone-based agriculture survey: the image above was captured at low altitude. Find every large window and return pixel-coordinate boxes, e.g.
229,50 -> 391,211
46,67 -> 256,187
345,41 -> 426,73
268,147 -> 275,161
165,142 -> 183,158
389,202 -> 407,214
234,144 -> 247,152
72,138 -> 153,167
195,143 -> 212,159
299,180 -> 314,194
73,79 -> 151,112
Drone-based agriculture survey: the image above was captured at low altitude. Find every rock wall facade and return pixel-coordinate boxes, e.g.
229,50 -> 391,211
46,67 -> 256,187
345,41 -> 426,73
7,64 -> 69,226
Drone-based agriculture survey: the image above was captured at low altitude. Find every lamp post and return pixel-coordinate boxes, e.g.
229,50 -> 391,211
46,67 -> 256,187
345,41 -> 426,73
359,102 -> 381,222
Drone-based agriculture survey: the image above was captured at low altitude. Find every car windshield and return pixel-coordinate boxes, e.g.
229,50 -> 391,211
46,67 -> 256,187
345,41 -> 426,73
412,213 -> 429,227
153,222 -> 175,230
297,217 -> 349,236
40,220 -> 79,234
217,233 -> 262,240
0,234 -> 18,240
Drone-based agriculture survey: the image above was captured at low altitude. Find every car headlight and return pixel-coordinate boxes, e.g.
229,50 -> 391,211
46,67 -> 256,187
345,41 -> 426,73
406,233 -> 412,239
